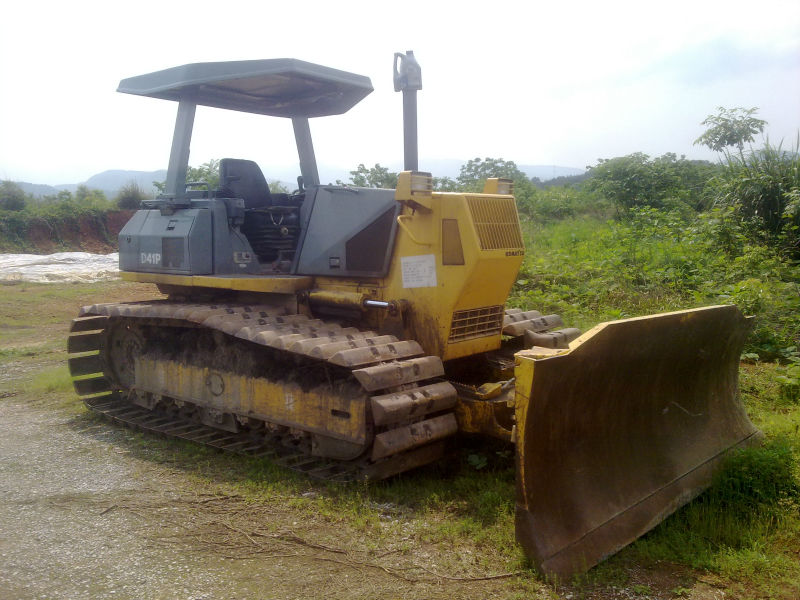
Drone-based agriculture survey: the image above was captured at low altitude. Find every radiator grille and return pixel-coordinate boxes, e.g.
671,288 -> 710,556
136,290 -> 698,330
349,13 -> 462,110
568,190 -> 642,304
465,196 -> 524,251
448,305 -> 504,343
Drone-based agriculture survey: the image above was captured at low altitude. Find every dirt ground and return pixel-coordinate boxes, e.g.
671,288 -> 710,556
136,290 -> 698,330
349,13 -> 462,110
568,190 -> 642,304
1,396 -> 556,599
1,398 -> 522,600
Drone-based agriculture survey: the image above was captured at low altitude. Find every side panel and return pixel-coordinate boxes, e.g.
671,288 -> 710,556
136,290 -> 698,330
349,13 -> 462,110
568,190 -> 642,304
295,187 -> 399,278
380,191 -> 525,360
118,202 -> 261,276
119,208 -> 213,275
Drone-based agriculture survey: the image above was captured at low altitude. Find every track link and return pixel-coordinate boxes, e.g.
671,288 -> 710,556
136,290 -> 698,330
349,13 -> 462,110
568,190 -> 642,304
67,300 -> 456,481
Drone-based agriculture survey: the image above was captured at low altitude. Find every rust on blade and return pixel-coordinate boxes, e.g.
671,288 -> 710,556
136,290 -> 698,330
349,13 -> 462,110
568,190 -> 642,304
513,305 -> 760,578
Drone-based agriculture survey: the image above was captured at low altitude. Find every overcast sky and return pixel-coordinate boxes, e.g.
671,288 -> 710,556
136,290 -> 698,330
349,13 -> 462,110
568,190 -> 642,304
1,0 -> 798,186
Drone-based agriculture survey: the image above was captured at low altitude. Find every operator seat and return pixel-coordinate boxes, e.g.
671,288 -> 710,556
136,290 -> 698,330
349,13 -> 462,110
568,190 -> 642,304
218,158 -> 272,209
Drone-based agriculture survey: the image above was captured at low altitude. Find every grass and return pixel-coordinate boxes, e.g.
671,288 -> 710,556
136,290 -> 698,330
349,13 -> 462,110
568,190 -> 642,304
30,364 -> 75,394
512,210 -> 800,357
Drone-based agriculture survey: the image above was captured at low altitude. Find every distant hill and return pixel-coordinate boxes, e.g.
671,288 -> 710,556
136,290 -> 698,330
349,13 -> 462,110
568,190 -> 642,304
15,182 -> 74,197
16,169 -> 166,199
84,170 -> 166,197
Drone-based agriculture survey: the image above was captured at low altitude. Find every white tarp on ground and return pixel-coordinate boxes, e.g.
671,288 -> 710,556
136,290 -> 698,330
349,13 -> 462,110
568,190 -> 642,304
0,252 -> 120,283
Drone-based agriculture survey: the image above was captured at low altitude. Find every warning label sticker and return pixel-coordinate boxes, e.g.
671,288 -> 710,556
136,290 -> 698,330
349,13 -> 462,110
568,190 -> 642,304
401,254 -> 437,289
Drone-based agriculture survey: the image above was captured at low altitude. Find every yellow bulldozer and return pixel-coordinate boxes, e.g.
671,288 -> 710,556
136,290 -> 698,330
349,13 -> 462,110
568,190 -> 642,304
67,51 -> 760,577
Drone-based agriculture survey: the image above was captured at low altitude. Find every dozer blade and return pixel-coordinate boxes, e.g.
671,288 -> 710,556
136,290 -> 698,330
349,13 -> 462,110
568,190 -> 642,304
513,305 -> 760,578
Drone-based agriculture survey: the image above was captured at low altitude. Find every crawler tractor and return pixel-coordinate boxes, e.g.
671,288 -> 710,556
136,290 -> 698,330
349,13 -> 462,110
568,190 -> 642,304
67,52 -> 760,577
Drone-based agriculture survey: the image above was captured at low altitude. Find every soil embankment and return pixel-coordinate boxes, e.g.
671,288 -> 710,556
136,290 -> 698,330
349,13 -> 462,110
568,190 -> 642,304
0,210 -> 132,254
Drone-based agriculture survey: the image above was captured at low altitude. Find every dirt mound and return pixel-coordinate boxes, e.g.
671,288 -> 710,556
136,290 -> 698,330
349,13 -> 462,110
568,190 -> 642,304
1,210 -> 134,254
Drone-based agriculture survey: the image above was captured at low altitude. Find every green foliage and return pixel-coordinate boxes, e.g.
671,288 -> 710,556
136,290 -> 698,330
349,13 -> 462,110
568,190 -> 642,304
153,159 -> 220,194
268,179 -> 290,194
708,438 -> 799,521
338,163 -> 398,188
0,210 -> 30,247
695,106 -> 767,153
187,158 -> 220,189
511,209 -> 800,358
521,186 -> 610,222
31,365 -> 74,394
467,453 -> 488,470
432,175 -> 458,191
115,180 -> 147,209
74,185 -> 108,206
0,180 -> 27,211
631,437 -> 799,573
585,152 -> 717,214
456,157 -> 530,192
777,347 -> 800,402
708,139 -> 800,254
0,197 -> 118,251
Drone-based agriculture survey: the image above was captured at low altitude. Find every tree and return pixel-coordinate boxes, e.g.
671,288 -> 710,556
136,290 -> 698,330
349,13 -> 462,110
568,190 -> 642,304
433,176 -> 459,191
116,181 -> 146,209
153,159 -> 221,194
456,157 -> 529,192
268,180 -> 290,194
74,184 -> 108,208
338,163 -> 398,188
694,107 -> 767,153
0,180 -> 26,211
455,157 -> 538,214
187,159 -> 220,189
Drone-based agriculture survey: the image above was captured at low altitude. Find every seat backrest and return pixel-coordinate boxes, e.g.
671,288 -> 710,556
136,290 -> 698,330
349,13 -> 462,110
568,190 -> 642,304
218,158 -> 272,208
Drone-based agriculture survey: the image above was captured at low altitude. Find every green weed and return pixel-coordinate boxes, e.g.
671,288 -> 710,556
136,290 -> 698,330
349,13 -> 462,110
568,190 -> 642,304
630,438 -> 799,574
512,208 -> 799,357
30,365 -> 75,394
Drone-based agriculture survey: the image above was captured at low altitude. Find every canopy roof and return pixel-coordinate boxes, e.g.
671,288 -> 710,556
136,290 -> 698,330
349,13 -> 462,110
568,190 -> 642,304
117,59 -> 373,118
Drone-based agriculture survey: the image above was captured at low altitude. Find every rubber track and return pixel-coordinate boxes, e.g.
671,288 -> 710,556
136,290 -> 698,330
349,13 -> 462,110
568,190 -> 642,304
67,300 -> 456,481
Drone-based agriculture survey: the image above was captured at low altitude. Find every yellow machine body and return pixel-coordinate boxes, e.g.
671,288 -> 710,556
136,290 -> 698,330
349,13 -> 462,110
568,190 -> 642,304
121,173 -> 526,362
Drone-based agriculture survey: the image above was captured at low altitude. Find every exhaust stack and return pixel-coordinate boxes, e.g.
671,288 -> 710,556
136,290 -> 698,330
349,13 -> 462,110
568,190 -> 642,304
394,51 -> 422,171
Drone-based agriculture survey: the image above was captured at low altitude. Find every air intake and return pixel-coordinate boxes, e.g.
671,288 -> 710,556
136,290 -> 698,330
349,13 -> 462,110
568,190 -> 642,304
465,196 -> 524,251
448,305 -> 505,343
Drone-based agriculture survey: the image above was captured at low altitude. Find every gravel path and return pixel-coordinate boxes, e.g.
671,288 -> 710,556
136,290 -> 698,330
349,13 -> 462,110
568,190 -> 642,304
0,401 -> 364,600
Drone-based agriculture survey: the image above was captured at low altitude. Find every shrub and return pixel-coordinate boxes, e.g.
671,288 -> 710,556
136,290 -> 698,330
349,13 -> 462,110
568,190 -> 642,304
0,180 -> 27,211
116,181 -> 146,209
585,153 -> 717,216
710,139 -> 800,255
